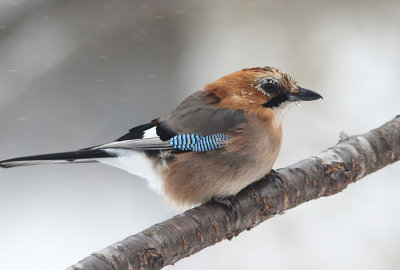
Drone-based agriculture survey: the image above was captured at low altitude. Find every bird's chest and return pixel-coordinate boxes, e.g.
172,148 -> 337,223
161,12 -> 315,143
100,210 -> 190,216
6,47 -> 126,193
257,124 -> 281,163
230,114 -> 281,161
221,115 -> 282,190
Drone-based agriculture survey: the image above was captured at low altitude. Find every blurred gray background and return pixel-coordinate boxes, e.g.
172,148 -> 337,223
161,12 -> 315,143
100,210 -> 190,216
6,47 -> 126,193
0,0 -> 399,269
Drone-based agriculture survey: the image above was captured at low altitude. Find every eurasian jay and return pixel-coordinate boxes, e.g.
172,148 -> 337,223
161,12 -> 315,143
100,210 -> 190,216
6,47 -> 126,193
0,67 -> 322,207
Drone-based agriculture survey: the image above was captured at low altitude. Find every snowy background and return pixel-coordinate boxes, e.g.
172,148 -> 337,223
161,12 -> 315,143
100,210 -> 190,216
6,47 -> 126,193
0,0 -> 399,269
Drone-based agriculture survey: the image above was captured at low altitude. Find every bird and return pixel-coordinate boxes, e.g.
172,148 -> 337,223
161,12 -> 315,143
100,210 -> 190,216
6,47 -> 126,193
0,66 -> 322,208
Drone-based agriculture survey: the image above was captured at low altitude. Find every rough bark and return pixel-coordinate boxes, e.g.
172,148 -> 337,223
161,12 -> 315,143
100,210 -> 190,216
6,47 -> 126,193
68,116 -> 400,270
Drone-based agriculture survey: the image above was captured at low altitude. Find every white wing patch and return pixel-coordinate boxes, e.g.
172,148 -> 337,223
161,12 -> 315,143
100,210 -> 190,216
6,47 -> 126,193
143,126 -> 158,139
98,149 -> 164,194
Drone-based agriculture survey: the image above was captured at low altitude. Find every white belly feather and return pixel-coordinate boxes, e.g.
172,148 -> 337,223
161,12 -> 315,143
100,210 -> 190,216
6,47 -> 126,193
98,149 -> 164,194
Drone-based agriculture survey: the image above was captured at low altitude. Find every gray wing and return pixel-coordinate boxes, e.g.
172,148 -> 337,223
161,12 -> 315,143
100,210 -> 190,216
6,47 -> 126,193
93,90 -> 245,151
159,91 -> 245,136
0,91 -> 246,169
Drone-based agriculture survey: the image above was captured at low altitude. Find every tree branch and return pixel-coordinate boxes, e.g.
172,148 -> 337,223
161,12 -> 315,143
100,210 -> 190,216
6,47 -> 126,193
68,116 -> 400,270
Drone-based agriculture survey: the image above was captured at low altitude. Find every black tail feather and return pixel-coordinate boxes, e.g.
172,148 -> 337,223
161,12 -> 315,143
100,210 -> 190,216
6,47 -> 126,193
0,149 -> 117,168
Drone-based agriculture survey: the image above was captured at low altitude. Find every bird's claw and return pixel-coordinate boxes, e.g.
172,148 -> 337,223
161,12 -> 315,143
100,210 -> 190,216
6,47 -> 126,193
269,168 -> 277,175
212,195 -> 240,220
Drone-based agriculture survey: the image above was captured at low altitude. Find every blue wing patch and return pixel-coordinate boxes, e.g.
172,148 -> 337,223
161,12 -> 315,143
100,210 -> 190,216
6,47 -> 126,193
169,133 -> 229,152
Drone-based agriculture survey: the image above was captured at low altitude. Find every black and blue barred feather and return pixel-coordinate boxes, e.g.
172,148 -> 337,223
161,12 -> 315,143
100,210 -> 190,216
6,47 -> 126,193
169,133 -> 229,152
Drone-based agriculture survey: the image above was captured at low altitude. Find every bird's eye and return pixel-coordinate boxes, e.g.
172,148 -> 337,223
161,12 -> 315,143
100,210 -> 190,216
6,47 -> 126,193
259,78 -> 280,96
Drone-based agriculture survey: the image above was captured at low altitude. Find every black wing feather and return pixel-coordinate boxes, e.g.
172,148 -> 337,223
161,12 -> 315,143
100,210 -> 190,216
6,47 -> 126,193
115,118 -> 159,141
0,149 -> 117,168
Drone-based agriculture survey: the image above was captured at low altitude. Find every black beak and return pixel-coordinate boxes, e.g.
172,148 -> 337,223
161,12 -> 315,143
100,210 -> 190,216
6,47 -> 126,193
288,87 -> 323,101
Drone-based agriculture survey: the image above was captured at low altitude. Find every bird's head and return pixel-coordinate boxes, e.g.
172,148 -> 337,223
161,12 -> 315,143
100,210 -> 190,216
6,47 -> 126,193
205,66 -> 322,123
206,66 -> 322,108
